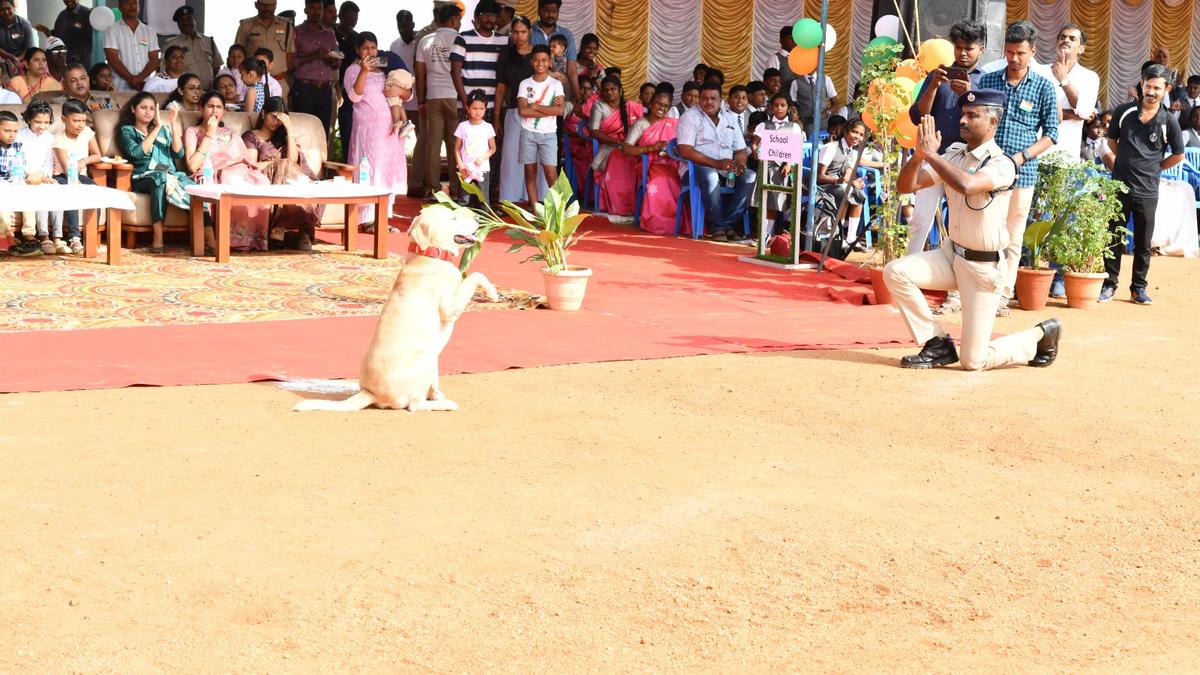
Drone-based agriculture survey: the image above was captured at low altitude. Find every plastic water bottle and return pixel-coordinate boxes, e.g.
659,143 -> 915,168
201,156 -> 214,185
11,150 -> 25,183
358,156 -> 371,185
66,152 -> 79,185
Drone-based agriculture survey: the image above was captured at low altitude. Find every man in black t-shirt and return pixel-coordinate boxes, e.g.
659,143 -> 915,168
1103,64 -> 1185,306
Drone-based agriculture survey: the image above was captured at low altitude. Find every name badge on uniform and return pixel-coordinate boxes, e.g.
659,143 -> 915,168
1019,100 -> 1034,112
138,39 -> 148,47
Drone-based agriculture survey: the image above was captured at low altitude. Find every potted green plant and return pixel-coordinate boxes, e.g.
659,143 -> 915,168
1041,166 -> 1127,309
1019,151 -> 1075,310
438,173 -> 592,311
853,40 -> 907,305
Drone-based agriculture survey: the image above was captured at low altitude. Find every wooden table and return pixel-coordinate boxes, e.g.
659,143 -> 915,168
0,183 -> 133,265
185,183 -> 393,263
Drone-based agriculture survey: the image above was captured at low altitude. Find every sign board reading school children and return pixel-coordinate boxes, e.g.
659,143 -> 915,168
760,129 -> 806,164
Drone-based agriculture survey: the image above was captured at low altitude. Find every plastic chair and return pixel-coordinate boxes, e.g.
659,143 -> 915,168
634,153 -> 649,227
563,128 -> 578,199
576,119 -> 598,209
856,166 -> 882,247
666,139 -> 750,239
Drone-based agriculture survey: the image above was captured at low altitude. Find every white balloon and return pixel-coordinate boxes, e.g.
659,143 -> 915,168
874,15 -> 901,41
825,24 -> 838,50
89,6 -> 115,32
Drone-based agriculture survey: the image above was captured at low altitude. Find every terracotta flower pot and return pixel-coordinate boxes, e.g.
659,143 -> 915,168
869,266 -> 893,306
1015,267 -> 1055,310
1062,271 -> 1107,309
542,265 -> 592,311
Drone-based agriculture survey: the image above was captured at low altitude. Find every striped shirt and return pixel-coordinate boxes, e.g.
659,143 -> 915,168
451,30 -> 506,109
102,20 -> 160,91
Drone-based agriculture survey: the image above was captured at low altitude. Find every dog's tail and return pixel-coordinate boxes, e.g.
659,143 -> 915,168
292,390 -> 376,412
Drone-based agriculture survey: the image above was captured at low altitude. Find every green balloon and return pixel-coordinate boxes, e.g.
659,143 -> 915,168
112,8 -> 122,20
792,18 -> 823,49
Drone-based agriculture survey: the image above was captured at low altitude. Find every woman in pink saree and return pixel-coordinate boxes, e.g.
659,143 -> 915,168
184,91 -> 271,251
622,91 -> 688,235
589,75 -> 644,220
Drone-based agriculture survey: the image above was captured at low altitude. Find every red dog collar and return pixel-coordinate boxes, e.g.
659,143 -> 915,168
408,243 -> 456,261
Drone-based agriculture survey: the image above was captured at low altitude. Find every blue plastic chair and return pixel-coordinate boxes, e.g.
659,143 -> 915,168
563,127 -> 579,199
574,119 -> 598,209
856,166 -> 882,247
634,153 -> 649,227
666,139 -> 750,238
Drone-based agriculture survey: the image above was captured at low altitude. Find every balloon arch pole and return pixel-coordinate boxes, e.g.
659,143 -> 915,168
799,0 -> 830,263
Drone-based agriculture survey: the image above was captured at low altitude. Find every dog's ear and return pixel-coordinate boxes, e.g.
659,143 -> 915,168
408,210 -> 434,250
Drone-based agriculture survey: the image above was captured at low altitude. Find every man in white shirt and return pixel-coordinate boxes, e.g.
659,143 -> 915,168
102,0 -> 160,91
390,10 -> 419,120
415,3 -> 463,199
676,82 -> 757,241
1031,23 -> 1099,161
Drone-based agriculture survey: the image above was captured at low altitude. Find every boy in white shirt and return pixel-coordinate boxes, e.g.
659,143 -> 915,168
517,45 -> 564,205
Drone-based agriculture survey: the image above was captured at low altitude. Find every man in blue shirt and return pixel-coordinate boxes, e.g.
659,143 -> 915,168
676,82 -> 757,242
529,0 -> 578,100
906,20 -> 987,260
978,20 -> 1059,315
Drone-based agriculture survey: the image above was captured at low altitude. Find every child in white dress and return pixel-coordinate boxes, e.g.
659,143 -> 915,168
453,90 -> 497,207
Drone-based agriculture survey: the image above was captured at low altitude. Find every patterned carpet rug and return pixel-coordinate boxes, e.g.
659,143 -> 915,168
0,246 -> 528,333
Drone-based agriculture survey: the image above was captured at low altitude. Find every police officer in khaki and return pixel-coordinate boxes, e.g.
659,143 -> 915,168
163,6 -> 222,90
885,89 -> 1062,370
234,0 -> 295,99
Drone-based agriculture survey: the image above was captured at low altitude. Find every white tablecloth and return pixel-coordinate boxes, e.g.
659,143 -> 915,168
185,181 -> 391,200
1154,179 -> 1200,258
0,183 -> 136,211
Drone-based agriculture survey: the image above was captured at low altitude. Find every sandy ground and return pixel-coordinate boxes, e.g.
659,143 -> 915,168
2,255 -> 1198,672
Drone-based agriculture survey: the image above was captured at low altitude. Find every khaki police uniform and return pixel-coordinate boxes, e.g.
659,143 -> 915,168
234,15 -> 295,98
162,32 -> 222,89
883,139 -> 1045,370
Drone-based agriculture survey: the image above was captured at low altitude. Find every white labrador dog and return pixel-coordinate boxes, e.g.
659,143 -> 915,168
293,207 -> 498,412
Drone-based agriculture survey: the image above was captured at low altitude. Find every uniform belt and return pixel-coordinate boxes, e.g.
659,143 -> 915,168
951,241 -> 1002,263
295,78 -> 331,88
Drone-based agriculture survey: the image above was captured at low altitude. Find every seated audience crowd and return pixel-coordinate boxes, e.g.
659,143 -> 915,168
2,0 -> 1199,262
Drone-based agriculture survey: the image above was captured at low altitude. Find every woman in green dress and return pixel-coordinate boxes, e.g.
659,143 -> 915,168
116,91 -> 194,252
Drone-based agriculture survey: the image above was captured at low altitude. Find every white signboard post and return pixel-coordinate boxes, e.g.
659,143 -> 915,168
739,129 -> 815,270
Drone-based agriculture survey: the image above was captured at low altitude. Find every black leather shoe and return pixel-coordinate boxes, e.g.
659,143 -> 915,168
900,336 -> 959,369
1028,318 -> 1061,367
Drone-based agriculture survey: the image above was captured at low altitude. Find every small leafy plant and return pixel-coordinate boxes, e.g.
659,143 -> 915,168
436,174 -> 589,275
1033,152 -> 1127,273
853,40 -> 908,266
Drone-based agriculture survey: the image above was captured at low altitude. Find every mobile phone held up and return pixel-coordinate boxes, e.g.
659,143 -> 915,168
944,66 -> 970,83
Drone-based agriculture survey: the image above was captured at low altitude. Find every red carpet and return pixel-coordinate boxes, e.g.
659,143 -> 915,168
1,208 -> 917,393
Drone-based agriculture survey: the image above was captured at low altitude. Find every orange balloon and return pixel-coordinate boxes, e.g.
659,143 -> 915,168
918,39 -> 955,73
862,108 -> 878,132
788,47 -> 820,76
892,114 -> 919,149
895,59 -> 923,83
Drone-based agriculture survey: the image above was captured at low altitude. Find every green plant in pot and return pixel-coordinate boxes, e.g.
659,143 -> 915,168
1019,150 -> 1075,310
1040,161 -> 1127,309
436,173 -> 592,311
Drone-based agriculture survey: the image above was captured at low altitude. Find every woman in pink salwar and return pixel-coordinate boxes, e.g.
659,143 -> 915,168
589,75 -> 643,220
184,91 -> 271,251
622,91 -> 688,235
344,32 -> 408,226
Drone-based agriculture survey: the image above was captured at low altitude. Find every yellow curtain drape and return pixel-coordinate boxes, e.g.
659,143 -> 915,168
1007,0 -> 1030,29
1151,0 -> 1193,79
594,0 -> 650,93
801,0 -> 853,103
1071,0 -> 1112,105
701,0 -> 754,92
515,0 -> 538,21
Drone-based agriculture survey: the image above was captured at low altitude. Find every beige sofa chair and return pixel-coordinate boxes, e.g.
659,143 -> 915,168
91,109 -> 353,247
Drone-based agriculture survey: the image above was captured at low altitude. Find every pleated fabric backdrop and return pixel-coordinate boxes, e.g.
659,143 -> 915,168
509,0 -> 1200,110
